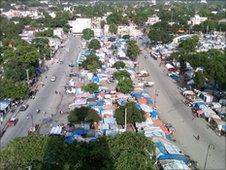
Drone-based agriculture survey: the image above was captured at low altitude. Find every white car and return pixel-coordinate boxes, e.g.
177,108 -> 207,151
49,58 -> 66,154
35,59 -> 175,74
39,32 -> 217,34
51,76 -> 56,82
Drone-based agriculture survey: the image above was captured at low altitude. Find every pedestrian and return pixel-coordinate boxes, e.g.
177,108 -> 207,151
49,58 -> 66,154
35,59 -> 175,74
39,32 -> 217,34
197,135 -> 200,140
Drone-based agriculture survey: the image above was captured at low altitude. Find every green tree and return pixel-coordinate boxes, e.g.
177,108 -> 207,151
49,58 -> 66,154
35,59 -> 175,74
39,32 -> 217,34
88,39 -> 101,50
106,12 -> 123,25
0,132 -> 156,170
115,102 -> 145,131
178,36 -> 199,52
32,38 -> 51,59
81,53 -> 102,73
68,106 -> 100,124
126,40 -> 140,61
194,71 -> 206,89
148,28 -> 173,45
113,70 -> 130,81
112,61 -> 126,69
116,78 -> 133,94
206,58 -> 226,87
114,150 -> 155,170
36,29 -> 53,37
82,83 -> 99,93
109,23 -> 118,34
0,80 -> 29,99
82,28 -> 94,40
107,132 -> 156,169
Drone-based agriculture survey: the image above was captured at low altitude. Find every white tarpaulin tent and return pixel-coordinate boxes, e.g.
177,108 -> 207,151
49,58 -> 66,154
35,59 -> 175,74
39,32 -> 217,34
50,125 -> 62,135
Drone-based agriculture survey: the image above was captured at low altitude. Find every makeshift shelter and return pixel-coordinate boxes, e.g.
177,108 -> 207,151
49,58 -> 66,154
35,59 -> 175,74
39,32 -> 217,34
161,160 -> 190,169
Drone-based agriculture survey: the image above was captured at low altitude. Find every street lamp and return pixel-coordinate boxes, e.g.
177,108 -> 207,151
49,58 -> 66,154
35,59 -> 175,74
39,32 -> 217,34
203,144 -> 215,170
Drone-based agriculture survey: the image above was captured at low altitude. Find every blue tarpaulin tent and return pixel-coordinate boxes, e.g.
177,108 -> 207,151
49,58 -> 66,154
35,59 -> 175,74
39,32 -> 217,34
158,154 -> 189,164
92,75 -> 100,84
155,142 -> 189,164
72,128 -> 88,136
150,110 -> 158,119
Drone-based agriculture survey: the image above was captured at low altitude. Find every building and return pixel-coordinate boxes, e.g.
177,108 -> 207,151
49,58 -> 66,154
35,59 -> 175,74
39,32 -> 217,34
188,14 -> 207,26
68,18 -> 92,34
53,28 -> 64,39
146,15 -> 161,25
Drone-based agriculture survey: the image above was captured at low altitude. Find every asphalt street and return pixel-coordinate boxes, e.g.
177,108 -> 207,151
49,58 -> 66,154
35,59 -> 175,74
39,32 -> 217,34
1,35 -> 81,148
138,44 -> 225,169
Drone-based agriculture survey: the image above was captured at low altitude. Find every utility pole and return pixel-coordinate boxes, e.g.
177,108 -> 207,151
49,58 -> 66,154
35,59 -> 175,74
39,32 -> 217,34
26,69 -> 29,85
206,25 -> 209,34
124,108 -> 127,131
204,144 -> 215,169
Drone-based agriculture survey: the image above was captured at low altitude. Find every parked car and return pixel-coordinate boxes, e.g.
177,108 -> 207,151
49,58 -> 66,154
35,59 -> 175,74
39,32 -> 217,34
51,76 -> 56,82
7,117 -> 18,127
19,104 -> 29,111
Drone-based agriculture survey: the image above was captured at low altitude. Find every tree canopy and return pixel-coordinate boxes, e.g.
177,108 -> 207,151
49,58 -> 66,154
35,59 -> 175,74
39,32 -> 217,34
115,102 -> 146,131
0,132 -> 156,170
82,28 -> 94,40
81,53 -> 102,73
0,80 -> 29,99
109,23 -> 118,34
68,106 -> 100,124
106,12 -> 123,25
116,78 -> 133,94
126,40 -> 140,61
178,36 -> 199,52
82,83 -> 99,93
88,39 -> 101,50
112,61 -> 126,69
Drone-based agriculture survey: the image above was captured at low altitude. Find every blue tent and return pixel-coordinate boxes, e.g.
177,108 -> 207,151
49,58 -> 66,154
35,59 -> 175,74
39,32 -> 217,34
131,92 -> 143,99
117,98 -> 127,106
192,101 -> 206,109
150,110 -> 158,119
92,75 -> 100,84
158,154 -> 189,164
155,142 -> 168,154
65,134 -> 80,144
72,128 -> 88,136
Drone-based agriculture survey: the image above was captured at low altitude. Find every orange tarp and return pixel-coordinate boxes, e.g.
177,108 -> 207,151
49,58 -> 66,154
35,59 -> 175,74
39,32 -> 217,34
153,119 -> 171,135
138,98 -> 147,104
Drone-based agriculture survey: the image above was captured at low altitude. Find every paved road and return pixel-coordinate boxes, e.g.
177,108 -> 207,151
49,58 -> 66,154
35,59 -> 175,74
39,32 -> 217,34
138,44 -> 225,169
0,35 -> 81,148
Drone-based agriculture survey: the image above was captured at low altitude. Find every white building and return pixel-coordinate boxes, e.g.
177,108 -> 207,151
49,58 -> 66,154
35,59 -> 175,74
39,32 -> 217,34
146,15 -> 161,25
53,28 -> 64,39
188,14 -> 207,26
68,18 -> 92,34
